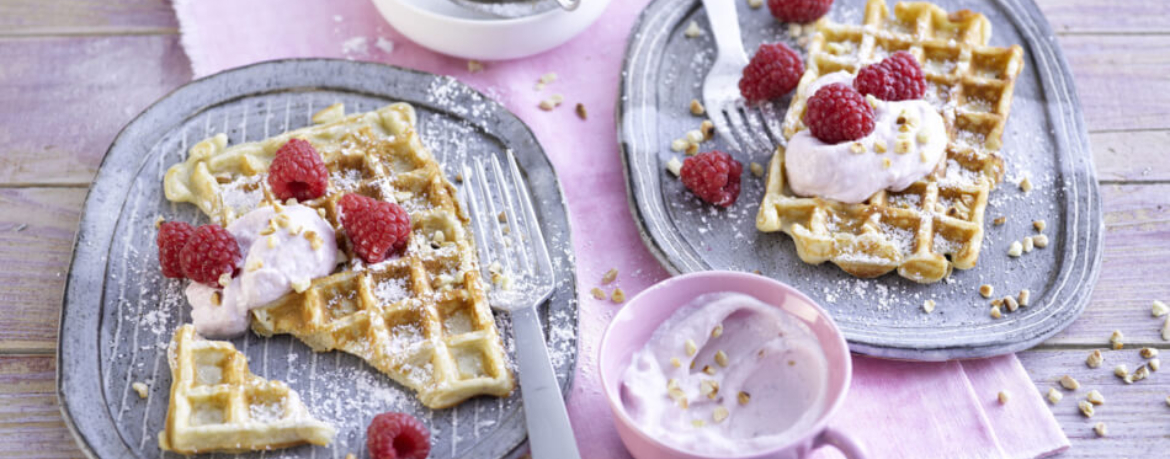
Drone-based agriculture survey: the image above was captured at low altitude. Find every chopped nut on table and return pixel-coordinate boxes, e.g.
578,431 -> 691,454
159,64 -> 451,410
923,299 -> 936,313
738,391 -> 751,405
1086,390 -> 1105,405
1133,364 -> 1150,382
612,288 -> 626,304
1154,300 -> 1169,318
1114,364 -> 1129,379
1033,219 -> 1047,232
684,20 -> 703,38
1018,289 -> 1031,307
666,157 -> 683,177
1078,400 -> 1094,418
747,0 -> 763,8
1163,317 -> 1170,341
993,216 -> 1006,226
601,268 -> 619,284
591,287 -> 607,300
467,60 -> 484,73
998,390 -> 1010,405
1151,359 -> 1161,372
1046,387 -> 1062,405
1142,347 -> 1159,359
990,305 -> 1002,319
1060,375 -> 1080,390
1110,330 -> 1124,350
1032,234 -> 1049,248
1086,349 -> 1103,368
1093,422 -> 1107,438
575,103 -> 588,120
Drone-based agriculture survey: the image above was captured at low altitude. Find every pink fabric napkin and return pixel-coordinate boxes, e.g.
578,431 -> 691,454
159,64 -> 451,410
172,0 -> 1069,457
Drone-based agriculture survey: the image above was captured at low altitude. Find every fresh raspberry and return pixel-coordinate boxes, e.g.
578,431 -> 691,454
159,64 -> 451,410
367,412 -> 431,459
680,151 -> 743,207
853,51 -> 927,101
267,138 -> 329,202
768,0 -> 833,23
179,224 -> 241,287
804,83 -> 875,144
739,43 -> 804,103
157,221 -> 195,279
339,194 -> 411,264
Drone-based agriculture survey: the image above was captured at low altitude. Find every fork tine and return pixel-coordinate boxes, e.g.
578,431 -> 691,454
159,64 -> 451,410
709,108 -> 743,153
724,105 -> 760,153
473,157 -> 512,274
742,105 -> 773,153
760,102 -> 786,145
505,150 -> 552,275
489,154 -> 534,278
462,161 -> 496,270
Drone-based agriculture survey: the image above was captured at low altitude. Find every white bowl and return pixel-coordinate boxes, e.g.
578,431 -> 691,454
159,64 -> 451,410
371,0 -> 612,60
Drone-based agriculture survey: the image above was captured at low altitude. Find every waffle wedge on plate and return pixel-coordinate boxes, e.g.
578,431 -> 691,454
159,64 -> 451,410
756,0 -> 1024,283
164,102 -> 514,409
159,325 -> 335,454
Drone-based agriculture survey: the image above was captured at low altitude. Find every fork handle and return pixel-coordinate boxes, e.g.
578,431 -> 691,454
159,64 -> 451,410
702,0 -> 748,60
512,306 -> 581,459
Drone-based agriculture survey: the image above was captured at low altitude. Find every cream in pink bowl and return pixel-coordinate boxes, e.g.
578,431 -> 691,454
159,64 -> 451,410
621,292 -> 829,456
599,271 -> 866,459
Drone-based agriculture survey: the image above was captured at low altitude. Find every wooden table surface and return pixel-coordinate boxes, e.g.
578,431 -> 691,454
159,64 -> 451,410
2,0 -> 1168,457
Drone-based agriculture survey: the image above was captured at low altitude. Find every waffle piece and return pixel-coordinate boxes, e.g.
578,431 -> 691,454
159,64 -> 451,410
164,103 -> 514,409
757,0 -> 1024,283
159,325 -> 335,454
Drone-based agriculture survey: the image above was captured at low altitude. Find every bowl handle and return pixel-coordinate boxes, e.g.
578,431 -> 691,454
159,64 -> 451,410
811,427 -> 868,459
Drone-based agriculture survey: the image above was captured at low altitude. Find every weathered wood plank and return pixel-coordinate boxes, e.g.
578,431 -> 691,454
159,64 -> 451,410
1058,35 -> 1170,133
0,34 -> 191,186
1041,183 -> 1170,347
0,188 -> 86,354
1017,349 -> 1170,458
1090,131 -> 1170,183
0,356 -> 84,458
1035,0 -> 1170,35
0,0 -> 177,36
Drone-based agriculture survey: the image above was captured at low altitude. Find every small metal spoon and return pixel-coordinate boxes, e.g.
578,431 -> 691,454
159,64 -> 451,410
448,0 -> 579,19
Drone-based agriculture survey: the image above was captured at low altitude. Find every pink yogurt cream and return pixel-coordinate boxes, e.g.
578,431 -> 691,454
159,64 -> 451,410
620,292 -> 830,456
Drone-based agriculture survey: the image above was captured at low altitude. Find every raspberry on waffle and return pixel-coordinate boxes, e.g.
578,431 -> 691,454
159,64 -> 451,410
757,0 -> 1025,283
164,103 -> 514,409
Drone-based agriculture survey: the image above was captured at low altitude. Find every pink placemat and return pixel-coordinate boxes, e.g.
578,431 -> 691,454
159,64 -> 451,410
172,0 -> 1069,457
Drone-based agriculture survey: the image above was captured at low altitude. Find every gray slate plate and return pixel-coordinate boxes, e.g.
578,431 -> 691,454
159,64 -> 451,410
619,0 -> 1102,360
58,60 -> 578,459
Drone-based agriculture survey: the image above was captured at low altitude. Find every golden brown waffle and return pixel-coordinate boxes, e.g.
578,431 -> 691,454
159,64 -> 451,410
159,325 -> 335,454
164,103 -> 514,409
756,0 -> 1024,283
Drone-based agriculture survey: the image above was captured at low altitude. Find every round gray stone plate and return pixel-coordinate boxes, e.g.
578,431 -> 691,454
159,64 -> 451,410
619,0 -> 1102,360
57,59 -> 578,459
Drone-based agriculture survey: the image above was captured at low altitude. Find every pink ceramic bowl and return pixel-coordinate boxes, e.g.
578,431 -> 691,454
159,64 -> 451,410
598,271 -> 867,459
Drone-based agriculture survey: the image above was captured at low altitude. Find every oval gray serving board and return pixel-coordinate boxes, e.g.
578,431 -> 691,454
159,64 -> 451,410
57,60 -> 578,459
619,0 -> 1102,360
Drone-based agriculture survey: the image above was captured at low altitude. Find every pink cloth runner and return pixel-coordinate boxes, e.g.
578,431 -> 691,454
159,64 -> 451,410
172,0 -> 1069,457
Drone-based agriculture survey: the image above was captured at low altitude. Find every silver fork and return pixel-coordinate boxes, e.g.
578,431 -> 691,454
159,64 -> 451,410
461,151 -> 581,459
701,0 -> 787,153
